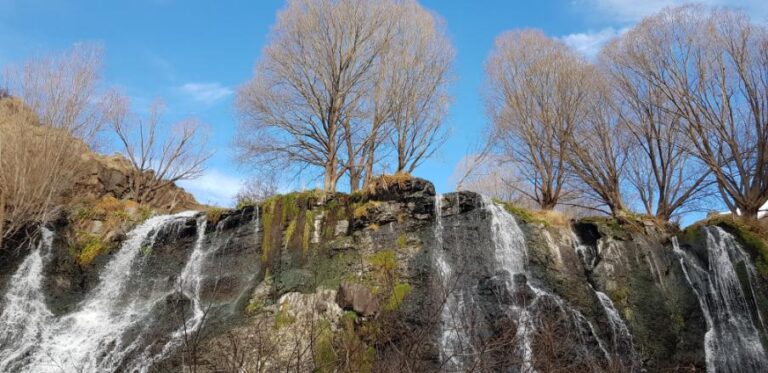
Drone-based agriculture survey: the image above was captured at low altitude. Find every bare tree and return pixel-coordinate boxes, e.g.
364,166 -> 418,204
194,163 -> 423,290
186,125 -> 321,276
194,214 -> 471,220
236,176 -> 279,206
236,0 -> 399,193
108,94 -> 210,205
0,98 -> 84,248
565,71 -> 630,216
387,2 -> 452,175
0,45 -> 108,248
612,5 -> 768,218
484,30 -> 590,210
237,0 -> 452,193
602,16 -> 714,221
2,44 -> 108,146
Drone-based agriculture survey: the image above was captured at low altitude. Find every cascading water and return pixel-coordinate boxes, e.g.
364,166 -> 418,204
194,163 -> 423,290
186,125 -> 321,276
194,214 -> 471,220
140,215 -> 211,370
593,287 -> 633,357
0,211 -> 204,372
485,199 -> 615,370
571,233 -> 634,358
0,228 -> 55,367
674,227 -> 768,372
434,194 -> 472,371
483,198 -> 535,371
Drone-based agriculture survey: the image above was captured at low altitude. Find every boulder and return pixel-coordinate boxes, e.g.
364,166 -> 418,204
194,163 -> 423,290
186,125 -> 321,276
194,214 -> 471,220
336,282 -> 379,317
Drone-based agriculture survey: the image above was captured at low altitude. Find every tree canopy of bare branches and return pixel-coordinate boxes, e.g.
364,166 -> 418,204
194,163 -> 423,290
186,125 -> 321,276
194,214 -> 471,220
236,0 -> 452,193
609,5 -> 768,219
484,30 -> 590,210
0,45 -> 107,248
2,44 -> 108,147
108,95 -> 210,205
602,34 -> 713,221
564,71 -> 630,216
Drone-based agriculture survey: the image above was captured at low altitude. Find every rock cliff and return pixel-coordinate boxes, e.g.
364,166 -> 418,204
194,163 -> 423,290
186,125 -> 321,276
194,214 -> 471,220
0,177 -> 766,372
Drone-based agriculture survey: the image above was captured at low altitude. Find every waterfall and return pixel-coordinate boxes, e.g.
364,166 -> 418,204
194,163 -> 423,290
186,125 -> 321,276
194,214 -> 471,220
593,287 -> 633,356
484,198 -> 534,371
0,211 -> 199,373
137,215 -> 210,371
434,194 -> 471,371
674,227 -> 768,373
571,232 -> 634,357
0,228 -> 54,367
485,199 -> 615,370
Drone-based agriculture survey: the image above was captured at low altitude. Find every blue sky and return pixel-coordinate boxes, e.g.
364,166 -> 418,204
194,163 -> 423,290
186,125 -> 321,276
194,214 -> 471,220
1,0 -> 766,207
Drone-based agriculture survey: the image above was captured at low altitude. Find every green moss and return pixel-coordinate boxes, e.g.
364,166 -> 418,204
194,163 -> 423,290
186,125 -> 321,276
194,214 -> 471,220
245,297 -> 265,315
260,200 -> 276,262
284,218 -> 298,246
494,199 -> 551,227
312,251 -> 359,289
368,250 -> 397,274
140,245 -> 152,256
303,210 -> 314,253
75,232 -> 108,266
608,286 -> 630,310
281,193 -> 299,222
385,282 -> 412,311
343,310 -> 358,322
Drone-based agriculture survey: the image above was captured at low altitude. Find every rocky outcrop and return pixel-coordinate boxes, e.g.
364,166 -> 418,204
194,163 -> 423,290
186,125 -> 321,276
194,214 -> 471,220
74,152 -> 198,211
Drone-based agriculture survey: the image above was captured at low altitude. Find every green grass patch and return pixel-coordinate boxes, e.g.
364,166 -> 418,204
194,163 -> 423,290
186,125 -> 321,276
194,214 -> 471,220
74,232 -> 108,266
385,282 -> 412,311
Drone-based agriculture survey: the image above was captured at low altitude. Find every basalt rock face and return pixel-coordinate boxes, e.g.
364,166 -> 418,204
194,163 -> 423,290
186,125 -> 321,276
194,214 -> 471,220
0,178 -> 767,372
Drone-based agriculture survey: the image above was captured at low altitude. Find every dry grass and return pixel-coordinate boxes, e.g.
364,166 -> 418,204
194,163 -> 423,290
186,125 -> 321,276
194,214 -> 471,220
498,200 -> 571,228
363,173 -> 413,196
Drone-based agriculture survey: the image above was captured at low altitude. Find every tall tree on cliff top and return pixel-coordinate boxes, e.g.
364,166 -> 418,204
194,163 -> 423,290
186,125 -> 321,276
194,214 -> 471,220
236,0 -> 452,192
611,5 -> 768,219
484,30 -> 591,210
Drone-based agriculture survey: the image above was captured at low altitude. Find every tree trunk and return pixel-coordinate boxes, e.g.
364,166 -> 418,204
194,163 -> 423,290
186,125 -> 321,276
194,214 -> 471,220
362,141 -> 376,189
324,157 -> 338,193
740,203 -> 761,220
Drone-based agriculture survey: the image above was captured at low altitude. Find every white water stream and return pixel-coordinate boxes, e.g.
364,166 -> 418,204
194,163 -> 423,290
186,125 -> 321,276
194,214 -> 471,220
674,228 -> 768,373
0,211 -> 206,372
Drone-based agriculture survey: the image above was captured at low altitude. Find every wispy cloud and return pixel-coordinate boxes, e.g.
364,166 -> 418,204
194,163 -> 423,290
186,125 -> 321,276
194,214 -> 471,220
178,82 -> 233,105
559,27 -> 627,59
581,0 -> 768,22
177,169 -> 243,207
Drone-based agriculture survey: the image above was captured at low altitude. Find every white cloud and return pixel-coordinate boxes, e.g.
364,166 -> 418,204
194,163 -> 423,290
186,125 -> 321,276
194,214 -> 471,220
582,0 -> 768,22
559,27 -> 627,58
178,82 -> 233,105
177,169 -> 243,207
